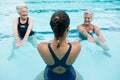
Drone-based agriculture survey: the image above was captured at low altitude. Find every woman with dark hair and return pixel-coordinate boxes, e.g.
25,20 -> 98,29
37,11 -> 82,80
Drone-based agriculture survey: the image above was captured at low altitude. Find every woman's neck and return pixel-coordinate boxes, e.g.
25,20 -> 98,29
53,37 -> 68,45
20,17 -> 27,23
83,23 -> 91,27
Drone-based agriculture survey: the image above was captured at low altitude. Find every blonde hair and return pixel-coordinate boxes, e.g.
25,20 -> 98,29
16,4 -> 28,14
84,10 -> 94,17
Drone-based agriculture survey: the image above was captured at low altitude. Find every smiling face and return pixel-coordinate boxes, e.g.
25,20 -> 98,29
84,13 -> 92,25
19,7 -> 28,20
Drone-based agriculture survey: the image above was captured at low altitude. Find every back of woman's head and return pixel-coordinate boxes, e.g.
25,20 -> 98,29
50,10 -> 70,40
50,10 -> 70,49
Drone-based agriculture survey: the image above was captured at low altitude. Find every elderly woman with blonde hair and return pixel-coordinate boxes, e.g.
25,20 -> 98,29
8,4 -> 38,59
77,10 -> 109,51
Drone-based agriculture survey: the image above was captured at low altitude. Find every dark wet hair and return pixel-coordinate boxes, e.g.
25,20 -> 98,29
50,10 -> 70,49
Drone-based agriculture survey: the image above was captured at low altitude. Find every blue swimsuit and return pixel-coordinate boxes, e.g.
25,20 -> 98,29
18,17 -> 34,39
79,30 -> 94,40
44,43 -> 76,80
79,25 -> 95,40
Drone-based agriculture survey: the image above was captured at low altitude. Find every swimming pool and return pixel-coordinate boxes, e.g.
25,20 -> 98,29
0,0 -> 120,80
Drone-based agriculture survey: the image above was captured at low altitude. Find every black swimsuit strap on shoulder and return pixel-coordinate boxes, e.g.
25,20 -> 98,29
18,17 -> 29,25
48,43 -> 72,69
91,24 -> 96,33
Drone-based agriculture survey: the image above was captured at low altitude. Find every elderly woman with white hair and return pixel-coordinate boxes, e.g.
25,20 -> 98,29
77,10 -> 109,51
8,4 -> 38,59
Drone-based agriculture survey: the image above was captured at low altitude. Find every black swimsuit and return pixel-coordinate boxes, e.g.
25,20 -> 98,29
44,43 -> 76,80
18,17 -> 34,39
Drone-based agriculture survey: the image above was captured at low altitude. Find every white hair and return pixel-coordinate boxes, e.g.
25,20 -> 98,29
16,4 -> 28,14
84,10 -> 94,17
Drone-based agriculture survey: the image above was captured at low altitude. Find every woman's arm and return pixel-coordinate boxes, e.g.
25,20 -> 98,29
21,18 -> 34,44
13,18 -> 21,46
94,26 -> 105,42
77,25 -> 95,42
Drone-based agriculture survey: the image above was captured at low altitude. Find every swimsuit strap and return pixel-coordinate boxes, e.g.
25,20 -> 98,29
26,17 -> 29,24
18,17 -> 29,25
18,17 -> 20,24
91,24 -> 96,33
48,43 -> 72,69
61,43 -> 72,62
48,43 -> 59,62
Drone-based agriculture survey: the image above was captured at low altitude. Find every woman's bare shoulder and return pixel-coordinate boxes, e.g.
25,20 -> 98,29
37,42 -> 48,50
71,42 -> 81,50
77,24 -> 85,32
77,24 -> 83,28
13,18 -> 18,22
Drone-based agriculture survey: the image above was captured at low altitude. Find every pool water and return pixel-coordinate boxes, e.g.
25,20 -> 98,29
0,0 -> 120,80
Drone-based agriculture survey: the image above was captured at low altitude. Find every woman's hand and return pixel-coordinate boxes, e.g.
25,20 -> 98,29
15,40 -> 25,47
87,35 -> 95,43
16,42 -> 22,47
98,36 -> 105,42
